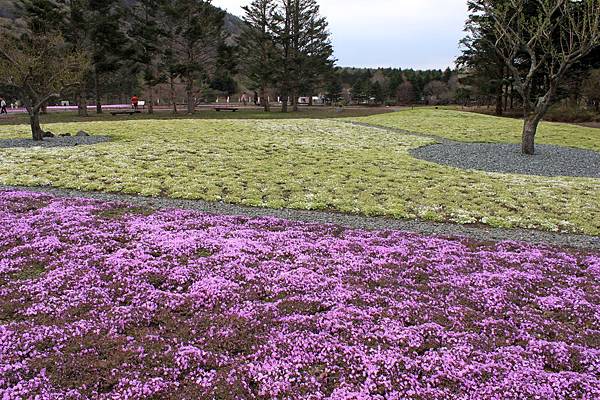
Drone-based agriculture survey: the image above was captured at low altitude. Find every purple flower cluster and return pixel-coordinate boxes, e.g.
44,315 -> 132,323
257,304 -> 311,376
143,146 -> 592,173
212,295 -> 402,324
1,191 -> 599,399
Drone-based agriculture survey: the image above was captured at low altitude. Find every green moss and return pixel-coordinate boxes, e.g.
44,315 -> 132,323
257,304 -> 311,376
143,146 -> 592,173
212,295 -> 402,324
350,108 -> 600,151
0,117 -> 598,235
12,262 -> 46,280
94,206 -> 155,220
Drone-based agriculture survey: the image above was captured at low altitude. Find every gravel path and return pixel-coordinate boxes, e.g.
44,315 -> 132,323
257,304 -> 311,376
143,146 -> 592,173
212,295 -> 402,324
411,143 -> 600,178
351,121 -> 600,178
0,136 -> 111,149
2,185 -> 598,250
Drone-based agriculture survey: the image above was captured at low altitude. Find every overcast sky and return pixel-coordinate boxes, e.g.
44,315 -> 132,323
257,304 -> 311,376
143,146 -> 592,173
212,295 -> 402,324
212,0 -> 469,70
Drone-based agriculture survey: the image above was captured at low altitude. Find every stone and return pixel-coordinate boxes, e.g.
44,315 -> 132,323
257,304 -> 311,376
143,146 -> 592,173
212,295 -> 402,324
43,131 -> 55,138
76,130 -> 90,137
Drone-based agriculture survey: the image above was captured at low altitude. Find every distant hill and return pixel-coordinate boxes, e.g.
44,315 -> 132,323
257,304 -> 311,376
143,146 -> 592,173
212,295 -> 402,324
0,0 -> 17,18
0,0 -> 244,37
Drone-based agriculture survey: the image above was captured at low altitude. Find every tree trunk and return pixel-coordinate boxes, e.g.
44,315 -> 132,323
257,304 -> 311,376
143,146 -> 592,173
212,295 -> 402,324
170,76 -> 178,114
282,95 -> 288,113
308,95 -> 314,107
29,109 -> 44,141
261,87 -> 270,112
495,92 -> 503,116
148,86 -> 154,114
186,77 -> 194,114
94,72 -> 102,114
292,91 -> 298,112
522,115 -> 541,155
78,85 -> 88,117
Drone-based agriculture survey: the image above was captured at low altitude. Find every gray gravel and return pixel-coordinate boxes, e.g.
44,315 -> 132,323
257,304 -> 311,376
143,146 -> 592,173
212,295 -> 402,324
411,142 -> 600,178
2,185 -> 598,251
351,121 -> 600,178
0,136 -> 111,149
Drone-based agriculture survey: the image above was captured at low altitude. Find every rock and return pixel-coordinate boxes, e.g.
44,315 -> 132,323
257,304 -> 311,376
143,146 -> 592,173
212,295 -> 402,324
43,131 -> 55,138
64,132 -> 72,137
76,130 -> 90,137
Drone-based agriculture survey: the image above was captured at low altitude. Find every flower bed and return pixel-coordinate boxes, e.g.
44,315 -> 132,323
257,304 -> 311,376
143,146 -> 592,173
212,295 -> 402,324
1,191 -> 599,399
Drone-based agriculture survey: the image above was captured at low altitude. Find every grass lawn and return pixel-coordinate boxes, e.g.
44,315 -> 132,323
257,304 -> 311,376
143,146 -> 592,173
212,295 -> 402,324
2,191 -> 599,398
350,108 -> 600,151
0,117 -> 599,234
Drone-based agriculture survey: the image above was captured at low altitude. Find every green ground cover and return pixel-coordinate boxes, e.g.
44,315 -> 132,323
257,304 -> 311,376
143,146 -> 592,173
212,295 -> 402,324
1,118 -> 599,234
351,108 -> 600,151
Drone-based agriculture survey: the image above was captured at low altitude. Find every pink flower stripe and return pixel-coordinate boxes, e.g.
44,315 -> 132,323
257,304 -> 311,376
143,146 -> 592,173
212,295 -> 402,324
0,191 -> 599,399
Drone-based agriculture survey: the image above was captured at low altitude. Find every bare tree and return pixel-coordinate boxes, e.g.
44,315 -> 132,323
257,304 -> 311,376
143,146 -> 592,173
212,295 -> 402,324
396,81 -> 416,105
0,33 -> 89,140
483,0 -> 600,154
424,80 -> 450,104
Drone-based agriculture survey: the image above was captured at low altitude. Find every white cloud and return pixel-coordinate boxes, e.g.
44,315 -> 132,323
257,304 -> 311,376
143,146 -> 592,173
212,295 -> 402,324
212,0 -> 468,69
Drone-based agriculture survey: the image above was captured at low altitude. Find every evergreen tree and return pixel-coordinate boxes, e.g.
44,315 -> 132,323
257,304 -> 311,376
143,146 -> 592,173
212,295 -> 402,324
16,0 -> 65,34
458,0 -> 509,115
161,0 -> 226,114
129,0 -> 168,114
64,0 -> 93,116
273,0 -> 334,112
88,0 -> 131,113
370,81 -> 385,105
240,0 -> 278,111
324,71 -> 343,105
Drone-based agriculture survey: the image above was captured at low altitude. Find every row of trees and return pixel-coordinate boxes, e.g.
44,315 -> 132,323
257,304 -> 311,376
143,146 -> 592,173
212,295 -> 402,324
459,0 -> 600,154
0,0 -> 336,139
334,67 -> 460,105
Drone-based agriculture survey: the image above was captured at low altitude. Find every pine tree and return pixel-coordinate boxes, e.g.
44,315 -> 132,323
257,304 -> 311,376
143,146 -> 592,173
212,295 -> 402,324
129,0 -> 168,114
161,0 -> 226,114
457,0 -> 508,115
64,0 -> 92,116
88,0 -> 130,114
16,0 -> 65,34
324,71 -> 342,105
272,0 -> 334,112
240,0 -> 278,112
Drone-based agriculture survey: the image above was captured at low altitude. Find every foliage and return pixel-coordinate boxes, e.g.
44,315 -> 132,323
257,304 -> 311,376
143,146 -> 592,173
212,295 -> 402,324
161,0 -> 227,113
239,0 -> 279,111
0,116 -> 599,234
458,0 -> 508,115
271,0 -> 335,111
1,190 -> 600,398
128,0 -> 168,113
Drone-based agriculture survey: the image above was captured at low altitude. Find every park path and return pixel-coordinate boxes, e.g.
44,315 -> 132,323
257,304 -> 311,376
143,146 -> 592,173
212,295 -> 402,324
2,185 -> 598,250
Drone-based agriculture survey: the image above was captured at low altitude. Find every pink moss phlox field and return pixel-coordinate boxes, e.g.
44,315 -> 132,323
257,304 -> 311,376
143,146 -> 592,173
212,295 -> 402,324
1,191 -> 599,399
